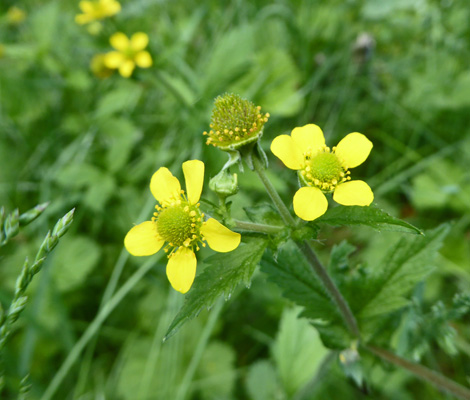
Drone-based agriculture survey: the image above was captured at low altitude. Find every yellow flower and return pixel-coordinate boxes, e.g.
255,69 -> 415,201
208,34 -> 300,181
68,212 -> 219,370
75,0 -> 121,25
124,160 -> 241,294
103,32 -> 153,78
6,6 -> 26,25
271,124 -> 374,221
90,53 -> 114,79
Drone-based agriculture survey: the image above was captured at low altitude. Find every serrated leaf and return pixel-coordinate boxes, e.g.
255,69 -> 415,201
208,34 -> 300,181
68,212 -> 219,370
165,238 -> 267,340
329,241 -> 357,273
316,205 -> 422,234
262,242 -> 350,349
244,203 -> 284,226
357,225 -> 450,327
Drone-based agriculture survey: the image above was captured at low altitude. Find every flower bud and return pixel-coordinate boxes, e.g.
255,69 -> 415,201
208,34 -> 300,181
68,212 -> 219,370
204,93 -> 269,151
209,170 -> 238,198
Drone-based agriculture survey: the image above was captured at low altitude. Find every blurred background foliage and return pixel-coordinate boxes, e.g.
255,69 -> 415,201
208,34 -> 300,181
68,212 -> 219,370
0,0 -> 469,398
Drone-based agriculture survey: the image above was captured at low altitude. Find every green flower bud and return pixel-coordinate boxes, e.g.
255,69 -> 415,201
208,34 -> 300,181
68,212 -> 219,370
209,170 -> 239,198
204,93 -> 269,151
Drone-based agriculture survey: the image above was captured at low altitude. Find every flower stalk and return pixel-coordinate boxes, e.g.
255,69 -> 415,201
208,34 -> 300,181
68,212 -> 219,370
252,152 -> 360,338
365,345 -> 470,400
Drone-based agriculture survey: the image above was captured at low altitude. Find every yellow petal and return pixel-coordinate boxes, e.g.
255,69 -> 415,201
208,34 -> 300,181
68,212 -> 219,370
291,124 -> 325,153
103,51 -> 124,68
182,160 -> 204,205
293,186 -> 328,221
333,180 -> 374,206
124,221 -> 164,256
75,14 -> 92,25
335,132 -> 373,169
134,51 -> 153,68
150,167 -> 181,205
166,247 -> 197,294
102,0 -> 121,14
131,32 -> 149,51
200,218 -> 241,253
79,1 -> 94,13
270,134 -> 303,170
119,60 -> 135,77
110,32 -> 129,51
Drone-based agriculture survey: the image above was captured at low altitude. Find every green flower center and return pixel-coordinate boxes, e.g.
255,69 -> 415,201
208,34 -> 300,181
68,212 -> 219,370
156,203 -> 202,247
299,147 -> 350,192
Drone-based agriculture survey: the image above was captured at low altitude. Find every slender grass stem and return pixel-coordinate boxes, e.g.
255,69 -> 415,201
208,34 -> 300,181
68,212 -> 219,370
41,258 -> 156,400
175,299 -> 224,400
365,345 -> 470,400
252,152 -> 360,338
233,219 -> 284,234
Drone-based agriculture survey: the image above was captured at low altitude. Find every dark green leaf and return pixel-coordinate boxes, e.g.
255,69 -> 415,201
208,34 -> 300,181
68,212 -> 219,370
262,242 -> 351,349
356,225 -> 450,338
165,238 -> 267,340
244,203 -> 284,227
316,205 -> 422,234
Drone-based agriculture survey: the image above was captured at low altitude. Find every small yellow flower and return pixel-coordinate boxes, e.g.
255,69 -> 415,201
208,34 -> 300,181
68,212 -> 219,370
90,53 -> 114,79
75,0 -> 121,25
103,32 -> 153,78
271,124 -> 374,221
124,160 -> 241,294
6,6 -> 26,25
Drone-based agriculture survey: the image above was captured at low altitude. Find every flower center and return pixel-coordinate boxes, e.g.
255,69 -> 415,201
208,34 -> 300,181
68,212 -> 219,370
299,147 -> 350,192
155,203 -> 203,248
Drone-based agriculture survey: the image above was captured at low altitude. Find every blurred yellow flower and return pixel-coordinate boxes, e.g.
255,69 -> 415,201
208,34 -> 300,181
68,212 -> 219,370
6,6 -> 26,25
75,0 -> 121,25
103,32 -> 152,78
90,53 -> 114,79
271,124 -> 374,221
124,160 -> 241,294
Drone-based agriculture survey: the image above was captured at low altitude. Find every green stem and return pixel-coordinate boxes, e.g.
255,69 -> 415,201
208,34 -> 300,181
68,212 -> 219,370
252,152 -> 360,338
233,219 -> 284,234
297,241 -> 360,337
365,345 -> 470,400
252,155 -> 297,226
41,259 -> 156,400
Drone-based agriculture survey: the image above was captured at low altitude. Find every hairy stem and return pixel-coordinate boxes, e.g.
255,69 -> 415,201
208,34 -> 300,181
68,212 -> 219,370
365,345 -> 470,400
251,152 -> 360,338
297,241 -> 360,337
252,155 -> 297,226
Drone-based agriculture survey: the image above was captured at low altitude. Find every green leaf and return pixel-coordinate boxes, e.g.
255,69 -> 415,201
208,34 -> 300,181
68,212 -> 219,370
245,361 -> 282,400
316,205 -> 422,234
261,242 -> 350,349
244,203 -> 284,226
272,307 -> 329,396
356,225 -> 450,336
165,238 -> 267,340
52,235 -> 101,292
329,241 -> 357,273
95,81 -> 143,118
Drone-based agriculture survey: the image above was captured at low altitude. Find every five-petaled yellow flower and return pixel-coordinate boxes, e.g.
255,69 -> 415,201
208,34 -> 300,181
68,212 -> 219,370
271,124 -> 374,221
103,32 -> 153,78
75,0 -> 121,25
124,160 -> 241,294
